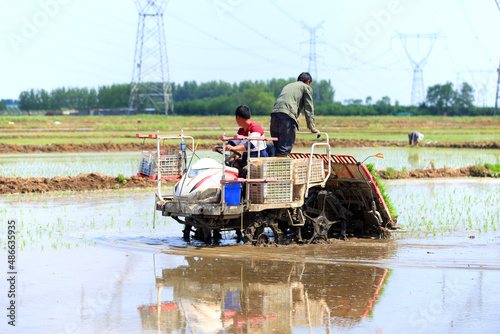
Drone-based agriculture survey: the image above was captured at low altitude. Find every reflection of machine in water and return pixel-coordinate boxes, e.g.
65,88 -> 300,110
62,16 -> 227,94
138,254 -> 389,333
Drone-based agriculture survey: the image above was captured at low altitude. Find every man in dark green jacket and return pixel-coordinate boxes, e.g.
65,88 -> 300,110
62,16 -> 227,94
270,72 -> 320,157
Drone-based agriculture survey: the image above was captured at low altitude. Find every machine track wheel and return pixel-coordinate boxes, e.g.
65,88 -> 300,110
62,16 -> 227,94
304,209 -> 334,244
244,216 -> 283,246
303,190 -> 342,244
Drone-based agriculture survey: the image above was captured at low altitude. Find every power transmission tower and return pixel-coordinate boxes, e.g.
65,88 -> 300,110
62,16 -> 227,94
129,0 -> 173,116
395,32 -> 444,106
469,70 -> 493,107
495,59 -> 499,115
302,21 -> 324,94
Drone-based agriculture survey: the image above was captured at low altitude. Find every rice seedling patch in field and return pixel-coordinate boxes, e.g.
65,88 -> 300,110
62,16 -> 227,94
386,179 -> 500,238
0,151 -> 222,178
0,188 -> 181,251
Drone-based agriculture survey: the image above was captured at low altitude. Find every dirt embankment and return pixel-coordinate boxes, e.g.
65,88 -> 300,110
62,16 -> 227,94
0,139 -> 499,154
375,165 -> 497,179
1,165 -> 497,194
0,173 -> 177,194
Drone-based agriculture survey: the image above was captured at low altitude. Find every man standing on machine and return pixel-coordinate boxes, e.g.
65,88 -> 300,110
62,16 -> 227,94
270,72 -> 320,157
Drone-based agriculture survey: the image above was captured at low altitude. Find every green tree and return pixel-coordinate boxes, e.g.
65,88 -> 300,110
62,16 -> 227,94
207,95 -> 234,115
198,80 -> 231,99
344,99 -> 363,106
172,81 -> 198,101
375,96 -> 391,106
38,89 -> 50,110
50,87 -> 66,110
233,89 -> 275,115
174,99 -> 208,116
18,89 -> 40,111
0,100 -> 7,110
373,96 -> 391,114
98,84 -> 130,109
426,82 -> 456,114
453,82 -> 474,115
268,78 -> 294,98
87,88 -> 98,109
315,79 -> 335,102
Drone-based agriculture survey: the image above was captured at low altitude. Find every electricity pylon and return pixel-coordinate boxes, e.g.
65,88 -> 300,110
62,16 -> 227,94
129,0 -> 173,116
302,21 -> 324,98
396,32 -> 443,106
495,59 -> 499,115
469,70 -> 493,107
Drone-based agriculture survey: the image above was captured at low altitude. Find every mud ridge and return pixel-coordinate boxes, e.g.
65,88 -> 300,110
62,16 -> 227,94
0,173 -> 177,194
375,165 -> 498,179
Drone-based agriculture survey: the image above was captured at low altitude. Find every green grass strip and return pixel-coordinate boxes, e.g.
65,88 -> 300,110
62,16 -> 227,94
365,163 -> 398,219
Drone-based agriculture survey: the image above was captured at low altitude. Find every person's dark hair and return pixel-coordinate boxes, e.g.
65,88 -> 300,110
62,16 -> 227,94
297,72 -> 312,84
235,105 -> 251,119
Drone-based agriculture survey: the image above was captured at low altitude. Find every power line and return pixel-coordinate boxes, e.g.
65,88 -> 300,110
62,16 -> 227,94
458,0 -> 493,63
226,12 -> 300,57
325,46 -> 407,71
267,0 -> 301,25
168,11 -> 299,69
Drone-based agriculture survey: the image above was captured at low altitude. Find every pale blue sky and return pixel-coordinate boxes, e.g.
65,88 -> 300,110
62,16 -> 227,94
1,0 -> 499,106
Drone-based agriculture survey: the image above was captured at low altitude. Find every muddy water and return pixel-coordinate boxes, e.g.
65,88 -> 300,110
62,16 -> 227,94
1,180 -> 500,333
0,151 -> 221,178
1,147 -> 499,178
294,147 -> 500,171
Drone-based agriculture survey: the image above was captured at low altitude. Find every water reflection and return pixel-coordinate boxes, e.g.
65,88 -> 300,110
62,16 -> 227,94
138,254 -> 389,333
408,150 -> 424,169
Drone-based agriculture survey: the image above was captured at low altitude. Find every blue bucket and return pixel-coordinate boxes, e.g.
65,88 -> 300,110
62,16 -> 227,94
225,183 -> 241,206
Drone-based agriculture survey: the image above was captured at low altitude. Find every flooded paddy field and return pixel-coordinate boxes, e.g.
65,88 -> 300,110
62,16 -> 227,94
1,147 -> 499,178
1,178 -> 499,333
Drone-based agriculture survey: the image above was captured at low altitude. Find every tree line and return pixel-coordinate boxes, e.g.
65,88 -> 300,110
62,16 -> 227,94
13,78 -> 496,116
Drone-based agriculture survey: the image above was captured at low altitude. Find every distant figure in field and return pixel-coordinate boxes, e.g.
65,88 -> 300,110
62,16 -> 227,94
408,131 -> 424,146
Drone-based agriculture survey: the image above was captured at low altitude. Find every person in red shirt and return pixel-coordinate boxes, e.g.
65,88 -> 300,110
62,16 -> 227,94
225,105 -> 269,161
